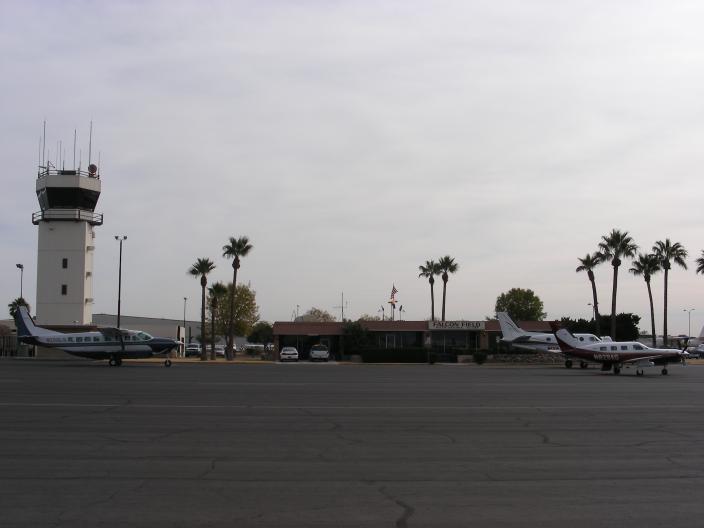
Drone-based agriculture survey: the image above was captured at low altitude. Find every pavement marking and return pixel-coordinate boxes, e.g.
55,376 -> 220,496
0,402 -> 701,410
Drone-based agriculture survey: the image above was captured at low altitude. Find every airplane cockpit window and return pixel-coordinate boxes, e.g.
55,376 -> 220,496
634,345 -> 643,350
137,332 -> 151,341
621,345 -> 628,351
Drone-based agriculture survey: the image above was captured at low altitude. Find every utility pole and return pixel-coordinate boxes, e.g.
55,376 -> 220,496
114,236 -> 127,327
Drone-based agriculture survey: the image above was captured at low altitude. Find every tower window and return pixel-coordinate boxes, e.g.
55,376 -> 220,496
62,258 -> 68,269
61,284 -> 67,295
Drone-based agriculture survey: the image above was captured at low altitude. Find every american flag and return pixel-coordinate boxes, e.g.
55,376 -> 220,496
390,285 -> 398,303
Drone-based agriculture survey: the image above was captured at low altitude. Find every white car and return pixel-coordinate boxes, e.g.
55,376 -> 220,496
280,346 -> 299,362
309,344 -> 330,362
185,343 -> 201,357
214,344 -> 226,357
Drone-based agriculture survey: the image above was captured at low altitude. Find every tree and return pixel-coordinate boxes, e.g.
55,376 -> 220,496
418,260 -> 442,321
342,321 -> 372,352
188,258 -> 216,361
597,229 -> 638,340
222,235 -> 253,360
8,297 -> 30,319
652,239 -> 688,347
437,255 -> 459,322
561,313 -> 640,341
208,281 -> 228,360
629,253 -> 661,347
297,307 -> 336,322
358,313 -> 382,321
696,250 -> 704,275
495,288 -> 546,322
248,321 -> 273,344
212,283 -> 260,338
576,253 -> 602,336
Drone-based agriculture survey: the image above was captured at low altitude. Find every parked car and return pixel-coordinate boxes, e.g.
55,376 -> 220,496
214,344 -> 226,357
185,343 -> 201,357
309,344 -> 330,362
280,346 -> 299,362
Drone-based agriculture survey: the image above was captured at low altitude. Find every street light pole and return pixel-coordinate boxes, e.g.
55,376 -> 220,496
684,308 -> 695,337
15,264 -> 24,299
114,236 -> 127,328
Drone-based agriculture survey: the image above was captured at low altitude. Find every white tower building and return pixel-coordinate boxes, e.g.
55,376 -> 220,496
33,160 -> 102,325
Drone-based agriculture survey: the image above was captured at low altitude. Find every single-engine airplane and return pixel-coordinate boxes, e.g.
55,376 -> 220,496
14,306 -> 179,367
550,322 -> 687,376
498,312 -> 605,368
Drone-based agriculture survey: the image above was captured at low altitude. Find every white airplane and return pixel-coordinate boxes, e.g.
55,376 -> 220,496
497,312 -> 606,368
551,323 -> 687,376
14,306 -> 179,367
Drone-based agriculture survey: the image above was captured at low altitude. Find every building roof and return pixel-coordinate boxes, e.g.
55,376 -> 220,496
273,319 -> 552,335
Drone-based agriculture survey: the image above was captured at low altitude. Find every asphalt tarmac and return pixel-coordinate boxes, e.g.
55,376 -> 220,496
1,359 -> 703,527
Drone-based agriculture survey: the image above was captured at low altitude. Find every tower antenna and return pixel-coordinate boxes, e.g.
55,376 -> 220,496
73,129 -> 77,169
88,120 -> 93,166
42,120 -> 46,167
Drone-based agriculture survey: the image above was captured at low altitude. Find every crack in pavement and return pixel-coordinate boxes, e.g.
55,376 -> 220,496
378,486 -> 415,528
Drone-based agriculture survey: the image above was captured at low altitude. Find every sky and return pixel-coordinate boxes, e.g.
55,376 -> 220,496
2,1 -> 704,334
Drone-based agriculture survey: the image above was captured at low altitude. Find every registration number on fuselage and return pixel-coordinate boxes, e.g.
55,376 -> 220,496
593,353 -> 619,361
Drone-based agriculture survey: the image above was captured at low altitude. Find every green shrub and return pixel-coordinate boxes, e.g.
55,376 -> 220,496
473,350 -> 488,365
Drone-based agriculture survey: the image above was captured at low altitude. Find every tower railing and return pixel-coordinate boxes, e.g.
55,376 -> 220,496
32,210 -> 103,226
36,168 -> 100,179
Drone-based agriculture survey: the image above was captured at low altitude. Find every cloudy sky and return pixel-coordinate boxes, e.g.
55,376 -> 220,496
2,1 -> 704,334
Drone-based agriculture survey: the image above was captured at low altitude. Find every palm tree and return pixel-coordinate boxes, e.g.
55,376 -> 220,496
188,258 -> 216,361
208,281 -> 228,361
437,255 -> 459,322
418,260 -> 441,321
696,250 -> 704,275
597,229 -> 638,340
222,236 -> 253,360
653,239 -> 688,347
575,253 -> 603,336
8,297 -> 30,319
629,253 -> 661,347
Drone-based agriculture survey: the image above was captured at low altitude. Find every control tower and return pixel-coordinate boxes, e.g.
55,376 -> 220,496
33,158 -> 103,325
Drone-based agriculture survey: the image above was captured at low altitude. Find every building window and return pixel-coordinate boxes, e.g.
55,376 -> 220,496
61,284 -> 67,295
62,258 -> 68,269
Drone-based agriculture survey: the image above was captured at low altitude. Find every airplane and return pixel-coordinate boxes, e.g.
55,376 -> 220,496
14,306 -> 179,367
497,312 -> 606,368
550,322 -> 687,376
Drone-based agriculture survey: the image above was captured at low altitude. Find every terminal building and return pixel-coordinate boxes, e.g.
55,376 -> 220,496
272,319 -> 552,360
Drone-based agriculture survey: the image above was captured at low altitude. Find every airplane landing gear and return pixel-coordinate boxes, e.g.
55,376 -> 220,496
164,359 -> 172,367
636,369 -> 644,376
580,361 -> 588,369
565,359 -> 573,369
108,357 -> 123,367
661,367 -> 668,375
613,365 -> 621,375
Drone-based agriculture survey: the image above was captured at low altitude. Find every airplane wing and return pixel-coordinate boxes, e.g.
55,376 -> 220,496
620,355 -> 667,365
505,335 -> 535,343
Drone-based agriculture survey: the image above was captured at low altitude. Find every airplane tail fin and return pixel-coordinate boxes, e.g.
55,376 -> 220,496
552,327 -> 579,354
497,312 -> 524,341
14,306 -> 58,338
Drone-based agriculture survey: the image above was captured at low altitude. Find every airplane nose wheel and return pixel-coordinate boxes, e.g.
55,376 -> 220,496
636,369 -> 644,376
613,366 -> 621,375
661,367 -> 668,375
580,361 -> 588,369
164,359 -> 172,367
108,357 -> 122,367
565,359 -> 573,369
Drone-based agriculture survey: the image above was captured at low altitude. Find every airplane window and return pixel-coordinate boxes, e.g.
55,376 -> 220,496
600,346 -> 607,351
611,346 -> 617,351
76,337 -> 83,343
547,337 -> 552,341
579,337 -> 584,341
93,337 -> 100,342
621,346 -> 628,351
68,337 -> 74,342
